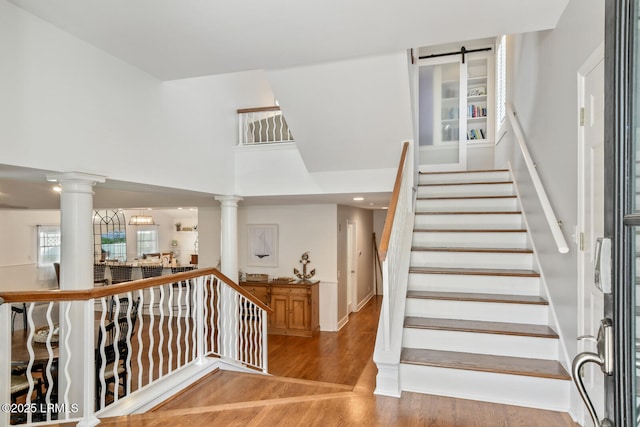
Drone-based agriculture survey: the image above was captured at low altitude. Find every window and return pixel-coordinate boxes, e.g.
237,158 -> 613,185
137,229 -> 159,258
496,35 -> 507,132
101,230 -> 127,262
37,225 -> 61,266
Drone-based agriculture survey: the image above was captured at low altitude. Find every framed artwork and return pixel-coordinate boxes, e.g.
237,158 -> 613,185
247,224 -> 279,267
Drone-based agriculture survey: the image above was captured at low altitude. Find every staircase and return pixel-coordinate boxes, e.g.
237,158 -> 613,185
399,169 -> 571,411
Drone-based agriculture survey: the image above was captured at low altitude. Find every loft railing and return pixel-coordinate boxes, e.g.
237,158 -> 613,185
0,268 -> 271,426
506,104 -> 569,254
237,106 -> 294,146
372,141 -> 415,397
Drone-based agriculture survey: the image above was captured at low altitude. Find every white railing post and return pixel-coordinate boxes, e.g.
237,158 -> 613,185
195,276 -> 205,365
0,300 -> 10,427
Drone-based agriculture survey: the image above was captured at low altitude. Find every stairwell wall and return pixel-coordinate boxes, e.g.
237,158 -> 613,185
496,0 -> 604,361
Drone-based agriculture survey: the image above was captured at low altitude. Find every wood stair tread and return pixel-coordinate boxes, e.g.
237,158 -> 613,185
417,195 -> 517,200
416,211 -> 521,215
404,317 -> 558,339
411,247 -> 533,254
400,348 -> 571,380
419,169 -> 510,175
406,290 -> 548,305
413,228 -> 527,233
419,181 -> 513,187
409,267 -> 540,277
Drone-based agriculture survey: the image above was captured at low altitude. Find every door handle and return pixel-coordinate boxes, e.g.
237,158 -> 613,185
571,318 -> 613,427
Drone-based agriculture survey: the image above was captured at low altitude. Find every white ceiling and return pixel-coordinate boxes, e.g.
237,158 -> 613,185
2,0 -> 569,209
9,0 -> 569,80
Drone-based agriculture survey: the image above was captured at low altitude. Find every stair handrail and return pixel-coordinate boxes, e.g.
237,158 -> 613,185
378,141 -> 410,262
507,104 -> 569,254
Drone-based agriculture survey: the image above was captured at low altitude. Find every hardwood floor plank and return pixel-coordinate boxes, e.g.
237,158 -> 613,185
404,317 -> 559,338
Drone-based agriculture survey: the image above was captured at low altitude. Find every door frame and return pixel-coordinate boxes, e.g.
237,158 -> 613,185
576,42 -> 605,426
604,0 -> 635,423
346,221 -> 358,313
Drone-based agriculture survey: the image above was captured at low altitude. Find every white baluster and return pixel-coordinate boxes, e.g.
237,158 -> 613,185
258,112 -> 263,144
176,283 -> 183,368
278,113 -> 284,142
168,284 -> 174,373
183,281 -> 191,365
44,302 -> 56,421
136,290 -> 144,389
147,289 -> 155,384
24,303 -> 36,425
97,298 -> 108,409
158,285 -> 165,380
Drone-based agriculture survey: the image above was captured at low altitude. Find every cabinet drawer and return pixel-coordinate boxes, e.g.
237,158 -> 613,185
271,286 -> 309,295
245,286 -> 269,294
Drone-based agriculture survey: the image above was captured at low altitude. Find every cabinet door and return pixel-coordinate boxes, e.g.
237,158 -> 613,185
288,295 -> 309,332
270,294 -> 289,330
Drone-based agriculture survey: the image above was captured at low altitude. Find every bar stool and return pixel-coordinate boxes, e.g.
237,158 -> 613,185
94,264 -> 108,286
110,265 -> 133,284
141,265 -> 163,279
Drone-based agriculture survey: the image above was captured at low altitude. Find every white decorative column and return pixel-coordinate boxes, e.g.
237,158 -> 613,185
214,196 -> 242,360
214,196 -> 243,280
47,172 -> 105,426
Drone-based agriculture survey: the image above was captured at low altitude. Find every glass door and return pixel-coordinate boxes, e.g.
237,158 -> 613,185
418,58 -> 466,170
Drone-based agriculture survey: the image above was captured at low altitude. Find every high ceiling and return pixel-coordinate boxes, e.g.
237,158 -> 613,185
2,0 -> 569,209
9,0 -> 569,80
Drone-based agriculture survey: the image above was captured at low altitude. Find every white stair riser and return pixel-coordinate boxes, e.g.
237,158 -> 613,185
408,273 -> 540,296
414,213 -> 522,229
412,231 -> 528,249
417,183 -> 514,198
416,198 -> 518,213
419,171 -> 511,185
405,298 -> 548,325
402,328 -> 558,360
399,364 -> 570,412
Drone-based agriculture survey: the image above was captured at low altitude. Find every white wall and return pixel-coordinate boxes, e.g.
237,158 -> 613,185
266,53 -> 414,173
238,204 -> 337,281
0,0 -> 273,195
0,210 -> 59,290
497,0 -> 604,361
238,204 -> 338,330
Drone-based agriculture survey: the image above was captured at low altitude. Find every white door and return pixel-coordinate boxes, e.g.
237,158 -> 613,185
578,51 -> 605,427
346,223 -> 357,313
418,57 -> 467,171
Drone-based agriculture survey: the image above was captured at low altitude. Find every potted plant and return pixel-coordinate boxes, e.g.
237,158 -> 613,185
175,222 -> 182,231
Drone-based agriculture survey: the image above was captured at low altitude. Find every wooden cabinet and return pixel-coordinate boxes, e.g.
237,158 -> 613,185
240,280 -> 319,337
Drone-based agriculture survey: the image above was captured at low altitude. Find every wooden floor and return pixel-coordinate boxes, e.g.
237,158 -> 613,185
54,295 -> 577,426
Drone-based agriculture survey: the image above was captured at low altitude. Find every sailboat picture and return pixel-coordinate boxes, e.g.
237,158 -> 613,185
247,224 -> 279,266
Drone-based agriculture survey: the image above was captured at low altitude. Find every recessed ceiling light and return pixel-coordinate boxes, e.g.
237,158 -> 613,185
178,207 -> 183,210
52,186 -> 62,193
353,197 -> 364,201
381,206 -> 389,210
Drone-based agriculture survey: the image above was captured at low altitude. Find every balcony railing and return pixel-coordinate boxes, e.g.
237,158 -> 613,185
0,268 -> 271,426
237,106 -> 294,146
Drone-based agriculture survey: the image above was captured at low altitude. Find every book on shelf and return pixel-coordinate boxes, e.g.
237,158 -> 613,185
467,128 -> 486,140
467,105 -> 487,118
